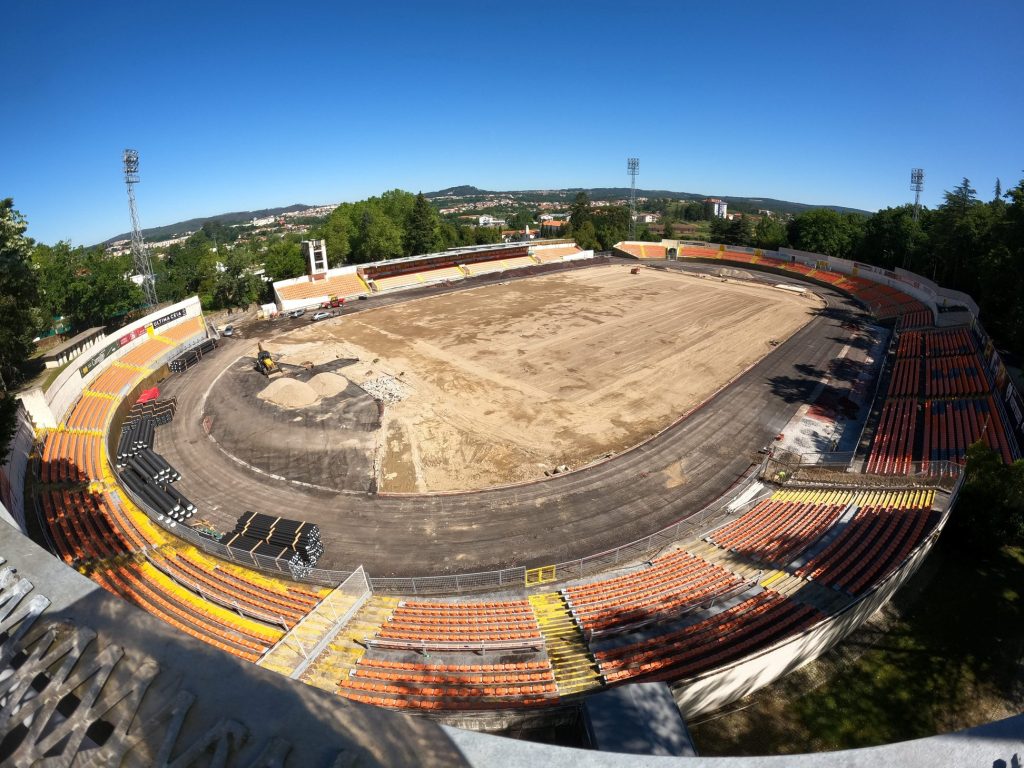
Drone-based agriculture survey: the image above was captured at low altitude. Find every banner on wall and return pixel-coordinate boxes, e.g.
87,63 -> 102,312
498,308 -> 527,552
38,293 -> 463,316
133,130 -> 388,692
118,326 -> 147,347
151,307 -> 187,329
78,306 -> 189,377
79,339 -> 122,377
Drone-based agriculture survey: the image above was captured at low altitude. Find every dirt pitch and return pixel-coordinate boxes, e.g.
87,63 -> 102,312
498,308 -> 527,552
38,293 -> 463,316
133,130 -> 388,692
273,264 -> 822,492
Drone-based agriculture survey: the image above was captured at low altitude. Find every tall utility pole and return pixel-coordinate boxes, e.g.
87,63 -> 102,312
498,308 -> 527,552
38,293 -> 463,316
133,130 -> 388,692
910,168 -> 925,222
123,149 -> 158,307
627,157 -> 639,239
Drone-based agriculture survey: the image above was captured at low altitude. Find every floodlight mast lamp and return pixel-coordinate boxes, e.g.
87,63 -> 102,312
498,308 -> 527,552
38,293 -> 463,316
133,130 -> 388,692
911,167 -> 925,222
627,157 -> 639,239
123,149 -> 158,307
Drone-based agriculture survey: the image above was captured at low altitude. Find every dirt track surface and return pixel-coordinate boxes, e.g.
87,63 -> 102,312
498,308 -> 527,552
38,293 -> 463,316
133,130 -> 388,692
271,265 -> 819,492
156,260 -> 865,578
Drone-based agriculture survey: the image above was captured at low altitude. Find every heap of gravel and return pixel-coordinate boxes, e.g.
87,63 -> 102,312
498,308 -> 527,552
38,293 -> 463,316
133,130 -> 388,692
257,378 -> 318,409
360,375 -> 409,404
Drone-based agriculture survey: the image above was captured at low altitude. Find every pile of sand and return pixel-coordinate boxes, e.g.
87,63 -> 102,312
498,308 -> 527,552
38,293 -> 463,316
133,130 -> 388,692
257,378 -> 318,409
308,372 -> 349,399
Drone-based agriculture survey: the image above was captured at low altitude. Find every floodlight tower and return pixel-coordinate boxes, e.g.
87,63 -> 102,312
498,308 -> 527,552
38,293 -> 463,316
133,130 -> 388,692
910,168 -> 925,222
123,149 -> 158,307
627,157 -> 639,239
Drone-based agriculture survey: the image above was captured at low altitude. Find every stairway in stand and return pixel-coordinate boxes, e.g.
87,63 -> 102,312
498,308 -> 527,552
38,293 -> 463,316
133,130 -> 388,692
529,592 -> 603,696
299,595 -> 399,693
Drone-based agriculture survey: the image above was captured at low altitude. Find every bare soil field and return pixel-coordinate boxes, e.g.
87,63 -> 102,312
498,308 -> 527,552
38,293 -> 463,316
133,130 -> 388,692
272,265 -> 822,492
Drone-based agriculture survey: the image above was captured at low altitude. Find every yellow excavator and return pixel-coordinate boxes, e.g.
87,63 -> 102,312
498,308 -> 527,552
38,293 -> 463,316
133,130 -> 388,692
254,342 -> 284,378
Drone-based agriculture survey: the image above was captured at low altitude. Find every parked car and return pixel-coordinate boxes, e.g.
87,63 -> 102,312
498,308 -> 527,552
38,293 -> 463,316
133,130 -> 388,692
311,311 -> 331,321
289,308 -> 305,318
221,325 -> 234,337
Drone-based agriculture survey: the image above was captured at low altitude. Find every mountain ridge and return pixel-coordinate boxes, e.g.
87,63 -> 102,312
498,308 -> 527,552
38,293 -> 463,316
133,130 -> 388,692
104,187 -> 873,245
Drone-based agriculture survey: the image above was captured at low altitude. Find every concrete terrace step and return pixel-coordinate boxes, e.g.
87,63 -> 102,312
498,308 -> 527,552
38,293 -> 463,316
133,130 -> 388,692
529,592 -> 603,697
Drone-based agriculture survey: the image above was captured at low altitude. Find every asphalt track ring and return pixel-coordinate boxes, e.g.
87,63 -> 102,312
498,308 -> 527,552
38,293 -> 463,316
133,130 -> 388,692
155,259 -> 869,578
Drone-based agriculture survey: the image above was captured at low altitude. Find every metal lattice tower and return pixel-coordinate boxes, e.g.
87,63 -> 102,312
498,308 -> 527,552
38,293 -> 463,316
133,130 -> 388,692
910,168 -> 925,222
627,157 -> 639,239
123,149 -> 158,307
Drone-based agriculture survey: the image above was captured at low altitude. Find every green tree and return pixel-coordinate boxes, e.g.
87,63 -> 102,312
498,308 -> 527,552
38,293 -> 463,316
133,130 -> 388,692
663,220 -> 675,240
926,178 -> 992,289
508,209 -> 535,230
261,236 -> 306,284
32,241 -> 77,328
213,247 -> 263,310
950,441 -> 1024,550
160,232 -> 218,303
353,206 -> 403,263
0,199 -> 40,458
855,205 -> 925,270
75,249 -> 145,328
593,206 -> 630,250
788,208 -> 865,259
321,204 -> 354,266
405,192 -> 439,256
753,216 -> 788,250
569,192 -> 592,232
572,220 -> 600,250
710,216 -> 754,247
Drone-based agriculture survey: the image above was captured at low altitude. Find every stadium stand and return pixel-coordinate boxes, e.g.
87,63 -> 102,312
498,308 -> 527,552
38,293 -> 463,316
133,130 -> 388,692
120,336 -> 176,368
20,260 -> 992,723
923,397 -> 1013,468
594,591 -> 822,683
41,489 -> 133,564
615,243 -> 667,259
563,550 -> 748,635
371,265 -> 466,292
373,599 -> 543,646
705,489 -> 853,566
866,397 -> 919,475
867,325 -> 1017,473
159,315 -> 208,344
93,560 -> 282,662
339,657 -> 558,710
532,245 -> 581,263
796,489 -> 936,594
65,392 -> 116,431
275,271 -> 369,304
88,363 -> 145,395
461,260 -> 512,277
40,429 -> 104,483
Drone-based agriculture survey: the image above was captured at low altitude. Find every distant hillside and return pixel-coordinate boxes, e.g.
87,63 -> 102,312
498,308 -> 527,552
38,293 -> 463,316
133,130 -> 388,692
425,186 -> 871,216
101,203 -> 315,245
101,186 -> 871,247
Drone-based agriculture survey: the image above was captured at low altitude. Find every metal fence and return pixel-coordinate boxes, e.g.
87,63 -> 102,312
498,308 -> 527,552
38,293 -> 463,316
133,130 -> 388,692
119,461 -> 771,594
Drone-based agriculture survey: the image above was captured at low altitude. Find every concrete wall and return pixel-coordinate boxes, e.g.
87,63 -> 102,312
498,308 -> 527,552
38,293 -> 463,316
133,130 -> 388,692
0,404 -> 34,532
562,249 -> 596,262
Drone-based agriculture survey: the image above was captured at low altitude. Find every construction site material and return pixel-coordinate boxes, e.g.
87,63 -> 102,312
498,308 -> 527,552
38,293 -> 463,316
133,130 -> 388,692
307,372 -> 349,398
257,378 -> 319,409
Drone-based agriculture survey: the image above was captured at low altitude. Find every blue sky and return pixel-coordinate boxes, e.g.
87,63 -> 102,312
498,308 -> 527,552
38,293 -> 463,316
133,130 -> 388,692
2,1 -> 1021,245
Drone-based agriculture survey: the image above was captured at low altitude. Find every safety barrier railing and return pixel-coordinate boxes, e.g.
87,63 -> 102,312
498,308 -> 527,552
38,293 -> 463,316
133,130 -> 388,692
120,458 -> 771,595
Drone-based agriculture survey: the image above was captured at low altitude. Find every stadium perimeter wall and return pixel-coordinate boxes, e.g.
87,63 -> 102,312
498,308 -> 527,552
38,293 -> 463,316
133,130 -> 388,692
0,404 -> 34,531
